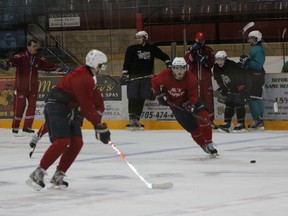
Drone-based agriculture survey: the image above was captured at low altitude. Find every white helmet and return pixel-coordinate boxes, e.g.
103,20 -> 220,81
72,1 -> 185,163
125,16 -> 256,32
215,51 -> 227,60
135,31 -> 148,40
172,57 -> 187,80
248,30 -> 262,43
85,49 -> 107,71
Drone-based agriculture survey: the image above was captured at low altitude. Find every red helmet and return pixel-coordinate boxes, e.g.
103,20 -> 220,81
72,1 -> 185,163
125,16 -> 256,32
195,32 -> 205,40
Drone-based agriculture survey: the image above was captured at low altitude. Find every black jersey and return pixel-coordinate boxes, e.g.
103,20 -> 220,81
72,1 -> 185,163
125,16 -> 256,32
123,43 -> 170,78
213,59 -> 250,93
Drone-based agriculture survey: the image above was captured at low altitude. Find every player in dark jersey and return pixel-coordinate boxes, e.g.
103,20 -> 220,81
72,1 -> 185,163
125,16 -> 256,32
121,30 -> 171,130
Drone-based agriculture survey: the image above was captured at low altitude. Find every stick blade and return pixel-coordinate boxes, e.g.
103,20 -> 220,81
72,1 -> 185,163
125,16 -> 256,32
243,22 -> 255,33
151,182 -> 174,190
282,28 -> 287,39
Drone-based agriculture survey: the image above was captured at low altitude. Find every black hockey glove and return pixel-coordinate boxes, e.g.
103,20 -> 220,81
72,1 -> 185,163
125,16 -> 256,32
120,70 -> 129,85
0,59 -> 10,70
190,43 -> 201,54
155,92 -> 168,106
195,54 -> 207,65
239,55 -> 250,69
165,60 -> 172,69
95,123 -> 111,144
182,101 -> 195,113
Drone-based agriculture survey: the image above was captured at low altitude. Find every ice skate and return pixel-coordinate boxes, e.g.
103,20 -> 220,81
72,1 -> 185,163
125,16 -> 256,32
218,122 -> 232,132
49,170 -> 68,190
26,166 -> 47,191
126,119 -> 144,131
248,119 -> 264,131
23,127 -> 35,134
12,128 -> 23,137
202,142 -> 219,158
29,134 -> 40,148
232,123 -> 246,133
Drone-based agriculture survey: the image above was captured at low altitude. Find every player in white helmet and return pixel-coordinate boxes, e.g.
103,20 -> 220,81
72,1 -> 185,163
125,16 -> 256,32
214,51 -> 251,132
239,30 -> 266,130
171,57 -> 188,80
151,57 -> 218,157
26,49 -> 111,191
121,30 -> 171,130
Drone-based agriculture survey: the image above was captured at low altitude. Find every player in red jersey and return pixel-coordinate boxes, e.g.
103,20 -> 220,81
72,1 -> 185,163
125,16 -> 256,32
151,57 -> 218,156
184,32 -> 215,121
26,49 -> 111,191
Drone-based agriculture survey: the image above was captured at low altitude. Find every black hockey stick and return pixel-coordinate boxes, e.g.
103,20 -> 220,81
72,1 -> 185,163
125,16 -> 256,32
108,140 -> 173,189
242,22 -> 255,55
282,28 -> 287,65
29,146 -> 36,158
166,102 -> 230,133
120,74 -> 154,85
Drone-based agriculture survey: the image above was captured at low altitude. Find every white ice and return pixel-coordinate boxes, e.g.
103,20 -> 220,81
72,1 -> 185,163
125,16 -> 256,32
0,128 -> 288,216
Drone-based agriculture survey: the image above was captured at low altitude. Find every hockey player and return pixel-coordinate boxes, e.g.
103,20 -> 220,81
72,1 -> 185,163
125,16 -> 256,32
29,76 -> 105,148
0,39 -> 65,135
184,32 -> 215,121
151,57 -> 218,156
121,30 -> 171,130
239,30 -> 266,130
26,49 -> 111,191
213,51 -> 251,132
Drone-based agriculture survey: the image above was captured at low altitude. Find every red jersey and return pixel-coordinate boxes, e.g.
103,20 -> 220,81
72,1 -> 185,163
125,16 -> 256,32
151,69 -> 198,106
184,44 -> 214,80
7,51 -> 63,92
55,66 -> 103,125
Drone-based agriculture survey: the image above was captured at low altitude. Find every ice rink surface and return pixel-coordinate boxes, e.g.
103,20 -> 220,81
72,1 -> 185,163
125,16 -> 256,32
0,128 -> 288,216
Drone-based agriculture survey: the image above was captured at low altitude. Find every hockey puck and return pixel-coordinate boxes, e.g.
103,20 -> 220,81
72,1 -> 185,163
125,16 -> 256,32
250,160 -> 256,163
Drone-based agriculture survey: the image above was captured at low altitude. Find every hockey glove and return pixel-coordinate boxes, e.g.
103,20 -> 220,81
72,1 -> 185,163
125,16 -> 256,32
190,43 -> 201,54
155,92 -> 168,106
120,70 -> 129,85
165,60 -> 172,69
239,55 -> 250,69
195,54 -> 207,65
95,123 -> 111,144
0,59 -> 10,70
182,101 -> 195,113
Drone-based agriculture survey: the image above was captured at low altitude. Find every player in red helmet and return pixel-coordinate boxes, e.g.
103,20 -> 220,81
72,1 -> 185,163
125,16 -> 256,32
185,32 -> 215,122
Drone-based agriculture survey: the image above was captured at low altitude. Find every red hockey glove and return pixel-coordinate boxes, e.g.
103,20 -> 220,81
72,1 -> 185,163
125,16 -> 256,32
182,101 -> 195,112
94,123 -> 111,144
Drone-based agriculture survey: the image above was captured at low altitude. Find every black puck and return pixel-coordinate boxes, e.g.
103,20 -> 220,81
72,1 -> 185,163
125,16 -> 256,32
250,160 -> 256,163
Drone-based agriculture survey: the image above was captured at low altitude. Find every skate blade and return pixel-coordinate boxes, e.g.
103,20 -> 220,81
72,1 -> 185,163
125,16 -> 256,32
48,184 -> 68,190
232,129 -> 247,133
209,153 -> 219,158
25,178 -> 43,191
126,127 -> 144,131
13,132 -> 23,137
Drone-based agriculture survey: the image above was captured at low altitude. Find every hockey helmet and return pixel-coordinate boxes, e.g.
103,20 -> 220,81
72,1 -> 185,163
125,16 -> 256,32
195,32 -> 205,40
171,57 -> 187,80
248,30 -> 262,43
135,31 -> 148,40
215,51 -> 227,67
85,49 -> 107,71
215,51 -> 227,60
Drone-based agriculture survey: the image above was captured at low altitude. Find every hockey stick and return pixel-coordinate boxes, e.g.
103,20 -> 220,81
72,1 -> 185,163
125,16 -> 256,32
250,96 -> 278,112
29,146 -> 36,158
242,22 -> 255,55
108,140 -> 173,190
166,102 -> 230,133
120,75 -> 154,85
282,28 -> 287,65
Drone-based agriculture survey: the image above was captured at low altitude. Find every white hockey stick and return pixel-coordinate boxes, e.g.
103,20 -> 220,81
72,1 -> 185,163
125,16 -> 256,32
250,96 -> 278,112
282,28 -> 287,64
108,141 -> 173,190
242,22 -> 255,55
